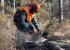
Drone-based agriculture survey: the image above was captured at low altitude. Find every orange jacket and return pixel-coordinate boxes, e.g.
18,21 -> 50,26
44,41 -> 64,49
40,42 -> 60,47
18,6 -> 35,22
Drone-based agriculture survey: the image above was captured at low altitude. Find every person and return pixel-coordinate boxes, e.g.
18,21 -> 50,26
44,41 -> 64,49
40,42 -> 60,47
14,3 -> 42,43
14,3 -> 65,50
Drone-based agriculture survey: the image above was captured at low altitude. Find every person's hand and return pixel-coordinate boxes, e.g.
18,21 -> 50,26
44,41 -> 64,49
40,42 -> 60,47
32,31 -> 43,41
33,31 -> 42,38
38,31 -> 43,36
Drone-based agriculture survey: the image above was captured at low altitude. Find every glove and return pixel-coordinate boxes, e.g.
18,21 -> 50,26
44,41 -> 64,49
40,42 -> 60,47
37,30 -> 43,36
34,31 -> 42,38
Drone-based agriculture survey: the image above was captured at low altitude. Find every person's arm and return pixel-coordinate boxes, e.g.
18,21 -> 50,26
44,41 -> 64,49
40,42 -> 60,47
14,9 -> 28,31
32,16 -> 41,33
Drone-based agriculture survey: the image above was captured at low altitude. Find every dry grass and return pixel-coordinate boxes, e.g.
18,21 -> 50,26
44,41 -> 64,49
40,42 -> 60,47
0,1 -> 70,50
0,14 -> 16,50
0,8 -> 50,50
0,13 -> 70,50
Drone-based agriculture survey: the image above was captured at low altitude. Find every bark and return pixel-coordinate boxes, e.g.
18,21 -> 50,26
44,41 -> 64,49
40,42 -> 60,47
60,0 -> 63,21
59,0 -> 63,23
13,0 -> 16,11
1,0 -> 4,13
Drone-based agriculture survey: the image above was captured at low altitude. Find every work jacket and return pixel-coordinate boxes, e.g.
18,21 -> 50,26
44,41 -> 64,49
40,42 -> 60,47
14,6 -> 41,33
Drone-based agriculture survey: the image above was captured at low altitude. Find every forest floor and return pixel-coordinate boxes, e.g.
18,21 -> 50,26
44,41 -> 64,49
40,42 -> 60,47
0,13 -> 70,50
47,20 -> 70,50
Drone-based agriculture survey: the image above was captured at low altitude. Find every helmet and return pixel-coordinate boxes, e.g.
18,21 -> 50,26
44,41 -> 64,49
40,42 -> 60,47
35,3 -> 41,12
27,3 -> 41,13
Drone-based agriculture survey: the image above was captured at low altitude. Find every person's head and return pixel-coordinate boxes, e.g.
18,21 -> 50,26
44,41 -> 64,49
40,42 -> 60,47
27,3 -> 41,14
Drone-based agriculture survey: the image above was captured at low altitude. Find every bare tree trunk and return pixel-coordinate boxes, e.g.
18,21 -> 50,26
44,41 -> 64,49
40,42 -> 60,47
13,0 -> 16,11
49,0 -> 53,24
60,0 -> 63,20
1,0 -> 4,13
59,0 -> 63,23
18,0 -> 23,6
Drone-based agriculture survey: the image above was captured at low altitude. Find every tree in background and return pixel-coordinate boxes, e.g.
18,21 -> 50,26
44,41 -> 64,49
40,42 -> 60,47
1,0 -> 4,13
13,0 -> 16,11
59,0 -> 63,23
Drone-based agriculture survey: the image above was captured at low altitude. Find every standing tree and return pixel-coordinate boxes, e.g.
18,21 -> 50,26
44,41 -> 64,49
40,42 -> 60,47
18,0 -> 22,6
1,0 -> 4,13
59,0 -> 63,23
13,0 -> 16,11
